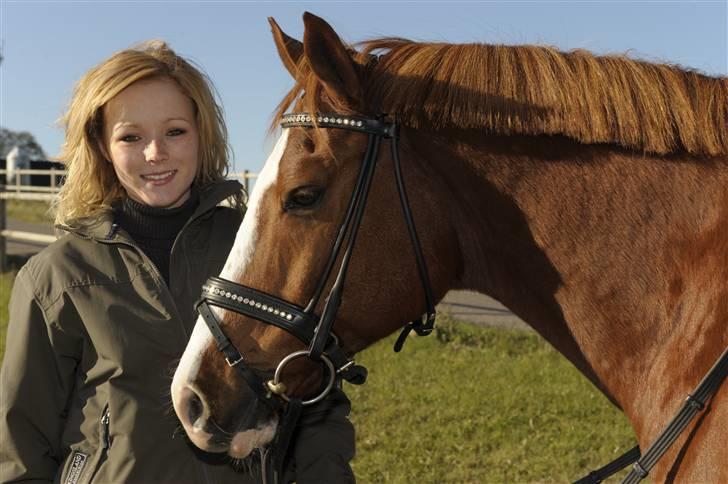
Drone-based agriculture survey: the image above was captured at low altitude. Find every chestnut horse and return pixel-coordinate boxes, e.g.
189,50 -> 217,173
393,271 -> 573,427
172,13 -> 728,481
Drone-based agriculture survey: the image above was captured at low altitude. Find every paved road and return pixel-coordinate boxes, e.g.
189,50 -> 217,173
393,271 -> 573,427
3,219 -> 530,330
5,219 -> 55,258
437,289 -> 530,331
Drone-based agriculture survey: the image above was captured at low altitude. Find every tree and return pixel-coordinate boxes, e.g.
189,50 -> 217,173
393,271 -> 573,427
0,127 -> 47,161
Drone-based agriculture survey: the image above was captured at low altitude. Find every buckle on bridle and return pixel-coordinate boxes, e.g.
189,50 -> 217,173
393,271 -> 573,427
225,354 -> 244,367
415,312 -> 437,336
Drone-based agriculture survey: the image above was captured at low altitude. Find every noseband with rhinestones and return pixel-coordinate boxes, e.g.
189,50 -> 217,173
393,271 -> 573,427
196,112 -> 437,409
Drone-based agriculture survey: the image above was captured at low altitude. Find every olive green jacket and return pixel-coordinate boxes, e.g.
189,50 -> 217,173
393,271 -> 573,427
0,180 -> 355,483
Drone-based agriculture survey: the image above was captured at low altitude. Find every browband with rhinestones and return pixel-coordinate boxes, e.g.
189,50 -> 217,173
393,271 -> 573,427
281,112 -> 397,138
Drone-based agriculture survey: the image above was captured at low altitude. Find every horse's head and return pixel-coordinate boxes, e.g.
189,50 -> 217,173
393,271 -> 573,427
171,12 -> 460,458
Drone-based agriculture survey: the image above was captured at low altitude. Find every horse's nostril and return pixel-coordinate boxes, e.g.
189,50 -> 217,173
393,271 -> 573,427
188,390 -> 204,424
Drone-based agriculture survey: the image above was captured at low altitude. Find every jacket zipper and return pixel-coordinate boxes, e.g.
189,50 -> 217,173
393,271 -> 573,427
101,406 -> 110,449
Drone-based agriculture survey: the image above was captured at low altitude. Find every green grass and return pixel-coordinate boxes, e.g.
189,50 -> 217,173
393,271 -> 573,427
1,272 -> 14,360
6,199 -> 55,223
347,317 -> 635,483
0,275 -> 635,482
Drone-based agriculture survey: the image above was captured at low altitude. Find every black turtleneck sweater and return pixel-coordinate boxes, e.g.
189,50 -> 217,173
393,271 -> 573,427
114,190 -> 200,286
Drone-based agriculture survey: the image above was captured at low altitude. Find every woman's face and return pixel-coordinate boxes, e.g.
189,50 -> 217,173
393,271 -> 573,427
103,77 -> 200,208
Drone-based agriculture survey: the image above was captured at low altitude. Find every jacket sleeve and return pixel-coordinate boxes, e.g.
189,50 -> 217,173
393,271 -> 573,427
288,387 -> 356,484
0,268 -> 81,483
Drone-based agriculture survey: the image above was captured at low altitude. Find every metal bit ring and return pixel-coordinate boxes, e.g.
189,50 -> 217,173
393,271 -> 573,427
267,350 -> 336,406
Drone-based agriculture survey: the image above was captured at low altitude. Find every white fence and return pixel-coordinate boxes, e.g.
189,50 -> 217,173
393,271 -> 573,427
0,168 -> 258,271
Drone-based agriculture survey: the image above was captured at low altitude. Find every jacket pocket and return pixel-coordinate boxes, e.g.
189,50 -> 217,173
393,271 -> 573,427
58,404 -> 111,484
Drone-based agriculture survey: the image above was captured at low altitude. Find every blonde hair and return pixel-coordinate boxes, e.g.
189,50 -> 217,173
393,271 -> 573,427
54,40 -> 231,224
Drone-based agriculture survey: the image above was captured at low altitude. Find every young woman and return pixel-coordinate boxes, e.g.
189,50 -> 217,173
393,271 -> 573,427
0,41 -> 355,483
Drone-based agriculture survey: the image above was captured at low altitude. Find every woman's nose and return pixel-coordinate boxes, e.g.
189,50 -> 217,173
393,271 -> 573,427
144,138 -> 169,163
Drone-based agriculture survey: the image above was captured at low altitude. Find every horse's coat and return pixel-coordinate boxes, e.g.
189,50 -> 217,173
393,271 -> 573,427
173,13 -> 727,481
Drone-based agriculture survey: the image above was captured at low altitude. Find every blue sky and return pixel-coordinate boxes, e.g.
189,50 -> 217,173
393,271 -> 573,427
1,1 -> 726,173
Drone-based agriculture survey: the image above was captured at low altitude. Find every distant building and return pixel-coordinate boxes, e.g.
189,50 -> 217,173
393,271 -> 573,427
6,146 -> 31,186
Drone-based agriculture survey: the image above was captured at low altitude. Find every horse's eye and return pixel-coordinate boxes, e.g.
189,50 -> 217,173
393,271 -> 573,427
284,186 -> 324,211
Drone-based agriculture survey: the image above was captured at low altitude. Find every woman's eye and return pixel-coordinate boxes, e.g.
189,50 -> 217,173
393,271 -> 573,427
168,128 -> 186,136
120,135 -> 140,143
284,186 -> 324,211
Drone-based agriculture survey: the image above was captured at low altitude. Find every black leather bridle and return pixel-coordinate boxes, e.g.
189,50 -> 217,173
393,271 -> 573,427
194,112 -> 728,483
196,112 -> 437,409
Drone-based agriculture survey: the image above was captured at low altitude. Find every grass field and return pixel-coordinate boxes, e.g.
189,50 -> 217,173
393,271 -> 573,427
6,199 -> 55,224
0,272 -> 12,360
1,271 -> 635,482
347,318 -> 635,482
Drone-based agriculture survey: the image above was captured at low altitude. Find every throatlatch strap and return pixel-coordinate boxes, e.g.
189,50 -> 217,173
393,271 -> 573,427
390,125 -> 438,352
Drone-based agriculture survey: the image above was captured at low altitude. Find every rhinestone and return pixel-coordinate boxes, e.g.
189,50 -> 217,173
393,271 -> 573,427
274,309 -> 280,315
261,304 -> 268,311
286,314 -> 293,321
249,300 -> 255,306
357,121 -> 363,127
336,118 -> 342,123
255,302 -> 262,309
243,298 -> 249,304
323,117 -> 329,122
305,115 -> 311,122
279,312 -> 286,318
225,292 -> 231,298
268,307 -> 274,312
344,119 -> 349,125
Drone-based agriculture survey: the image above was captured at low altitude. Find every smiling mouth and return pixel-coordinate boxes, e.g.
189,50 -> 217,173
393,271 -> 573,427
141,170 -> 176,182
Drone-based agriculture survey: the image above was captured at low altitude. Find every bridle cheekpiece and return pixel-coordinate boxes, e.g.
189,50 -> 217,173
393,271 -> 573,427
196,111 -> 437,412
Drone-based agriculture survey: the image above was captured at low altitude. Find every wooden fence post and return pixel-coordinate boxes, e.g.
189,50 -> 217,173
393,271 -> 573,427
243,169 -> 250,195
0,184 -> 6,273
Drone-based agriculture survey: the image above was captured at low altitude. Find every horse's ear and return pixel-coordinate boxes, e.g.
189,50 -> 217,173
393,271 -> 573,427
269,17 -> 303,80
302,12 -> 363,108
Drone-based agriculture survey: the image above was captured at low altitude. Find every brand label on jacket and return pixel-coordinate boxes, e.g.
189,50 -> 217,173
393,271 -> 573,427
65,451 -> 89,484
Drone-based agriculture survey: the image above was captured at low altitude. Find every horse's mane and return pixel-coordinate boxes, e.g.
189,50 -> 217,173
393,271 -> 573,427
275,38 -> 728,157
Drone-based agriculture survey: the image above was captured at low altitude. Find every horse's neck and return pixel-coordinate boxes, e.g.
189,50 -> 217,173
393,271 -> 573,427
417,130 -> 728,422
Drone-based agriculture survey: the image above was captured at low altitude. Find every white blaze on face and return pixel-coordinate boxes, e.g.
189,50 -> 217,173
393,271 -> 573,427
171,131 -> 289,448
219,128 -> 289,283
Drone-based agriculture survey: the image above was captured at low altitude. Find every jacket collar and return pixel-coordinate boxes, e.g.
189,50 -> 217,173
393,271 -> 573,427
56,180 -> 244,242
